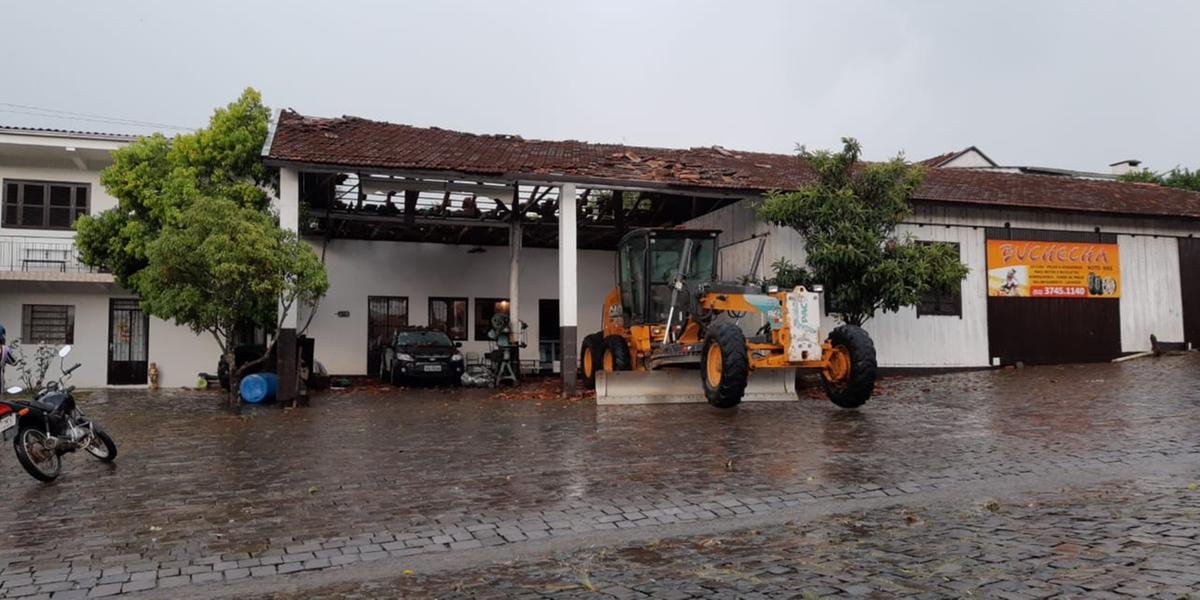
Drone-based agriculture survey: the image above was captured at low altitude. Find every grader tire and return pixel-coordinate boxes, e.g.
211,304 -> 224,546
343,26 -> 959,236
821,325 -> 877,409
580,333 -> 606,389
701,321 -> 749,409
602,335 -> 632,371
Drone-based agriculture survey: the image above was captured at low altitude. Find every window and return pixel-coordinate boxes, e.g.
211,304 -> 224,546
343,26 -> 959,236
428,297 -> 468,341
917,241 -> 963,317
3,180 -> 89,230
474,298 -> 510,341
21,304 -> 75,344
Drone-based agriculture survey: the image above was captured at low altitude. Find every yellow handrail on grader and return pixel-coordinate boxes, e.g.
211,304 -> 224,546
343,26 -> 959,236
580,228 -> 877,409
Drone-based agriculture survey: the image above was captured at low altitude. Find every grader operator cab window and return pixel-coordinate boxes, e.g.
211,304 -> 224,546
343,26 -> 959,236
616,229 -> 718,325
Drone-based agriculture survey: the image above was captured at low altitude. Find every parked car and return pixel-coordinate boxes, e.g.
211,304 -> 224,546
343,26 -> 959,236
381,328 -> 465,385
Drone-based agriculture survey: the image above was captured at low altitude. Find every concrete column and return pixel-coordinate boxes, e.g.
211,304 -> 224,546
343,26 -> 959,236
558,183 -> 578,396
276,167 -> 300,403
508,186 -> 523,350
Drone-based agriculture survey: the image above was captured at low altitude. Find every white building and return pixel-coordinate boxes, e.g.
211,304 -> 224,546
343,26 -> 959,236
265,110 -> 1200,394
0,126 -> 218,388
4,115 -> 1198,392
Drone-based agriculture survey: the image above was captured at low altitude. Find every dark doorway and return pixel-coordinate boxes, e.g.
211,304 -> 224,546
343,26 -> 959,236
1180,238 -> 1200,348
367,296 -> 408,377
538,299 -> 560,373
985,228 -> 1122,365
107,298 -> 149,385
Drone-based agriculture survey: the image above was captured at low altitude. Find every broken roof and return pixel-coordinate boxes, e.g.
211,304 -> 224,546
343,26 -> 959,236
265,110 -> 1200,220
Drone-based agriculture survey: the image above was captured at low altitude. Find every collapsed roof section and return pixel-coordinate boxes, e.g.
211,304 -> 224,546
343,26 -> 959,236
265,110 -> 1200,221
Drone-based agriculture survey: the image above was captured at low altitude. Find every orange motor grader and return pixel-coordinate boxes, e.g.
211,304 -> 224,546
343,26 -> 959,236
580,228 -> 877,409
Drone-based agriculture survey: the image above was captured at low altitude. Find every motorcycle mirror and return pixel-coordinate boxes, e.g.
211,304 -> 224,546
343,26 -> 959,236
5,386 -> 22,394
58,345 -> 72,358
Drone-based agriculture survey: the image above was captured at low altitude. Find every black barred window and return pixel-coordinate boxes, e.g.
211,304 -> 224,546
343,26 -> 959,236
22,304 -> 75,344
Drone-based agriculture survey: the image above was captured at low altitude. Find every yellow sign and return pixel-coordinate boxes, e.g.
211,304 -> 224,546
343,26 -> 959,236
986,240 -> 1120,298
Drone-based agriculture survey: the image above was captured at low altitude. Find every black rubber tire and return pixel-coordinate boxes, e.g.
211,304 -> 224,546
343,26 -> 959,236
602,335 -> 632,371
701,321 -> 749,409
390,365 -> 404,387
821,325 -> 878,409
14,428 -> 61,482
580,333 -> 605,389
86,428 -> 118,463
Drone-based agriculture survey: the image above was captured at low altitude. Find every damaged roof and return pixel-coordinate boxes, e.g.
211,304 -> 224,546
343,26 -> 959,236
265,110 -> 1200,219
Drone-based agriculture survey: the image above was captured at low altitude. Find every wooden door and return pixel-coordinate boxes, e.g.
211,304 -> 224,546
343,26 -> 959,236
985,228 -> 1122,364
1180,238 -> 1200,348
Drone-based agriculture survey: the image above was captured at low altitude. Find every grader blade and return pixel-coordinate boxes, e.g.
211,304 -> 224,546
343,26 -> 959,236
595,369 -> 798,405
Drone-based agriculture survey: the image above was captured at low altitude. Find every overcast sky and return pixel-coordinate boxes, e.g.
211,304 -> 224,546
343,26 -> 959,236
3,1 -> 1197,171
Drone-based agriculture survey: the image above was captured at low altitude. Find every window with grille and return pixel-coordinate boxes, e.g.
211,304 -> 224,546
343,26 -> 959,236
21,304 -> 75,344
3,180 -> 89,230
916,241 -> 963,317
428,297 -> 468,341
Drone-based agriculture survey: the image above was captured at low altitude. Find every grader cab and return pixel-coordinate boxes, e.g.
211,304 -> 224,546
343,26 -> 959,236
580,228 -> 877,409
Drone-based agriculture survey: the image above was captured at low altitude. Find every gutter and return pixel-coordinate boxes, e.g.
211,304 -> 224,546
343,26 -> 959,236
261,109 -> 280,159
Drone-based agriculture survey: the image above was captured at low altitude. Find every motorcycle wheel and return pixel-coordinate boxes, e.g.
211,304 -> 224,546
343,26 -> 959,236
14,428 -> 62,482
85,428 -> 118,463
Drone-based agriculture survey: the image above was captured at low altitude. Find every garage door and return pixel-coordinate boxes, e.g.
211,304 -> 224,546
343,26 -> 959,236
985,227 -> 1121,365
1181,238 -> 1200,349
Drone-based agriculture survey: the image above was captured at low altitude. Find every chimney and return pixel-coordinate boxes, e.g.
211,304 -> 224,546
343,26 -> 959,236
1109,159 -> 1142,176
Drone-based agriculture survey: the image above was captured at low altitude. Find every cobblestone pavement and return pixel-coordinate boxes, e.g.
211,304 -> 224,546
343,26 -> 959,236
0,354 -> 1196,598
260,472 -> 1200,599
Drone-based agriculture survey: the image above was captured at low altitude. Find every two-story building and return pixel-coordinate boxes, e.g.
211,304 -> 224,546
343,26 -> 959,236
0,126 -> 218,388
4,114 -> 1199,393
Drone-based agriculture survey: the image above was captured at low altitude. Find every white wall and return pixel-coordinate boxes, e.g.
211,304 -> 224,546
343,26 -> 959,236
0,289 -> 111,388
300,239 -> 616,375
1118,235 -> 1185,351
0,287 -> 219,389
685,198 -> 1198,368
940,149 -> 994,168
148,317 -> 222,388
859,224 -> 989,367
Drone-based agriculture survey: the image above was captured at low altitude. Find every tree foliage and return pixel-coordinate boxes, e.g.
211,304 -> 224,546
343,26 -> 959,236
77,88 -> 273,287
75,88 -> 327,397
755,138 -> 968,326
1118,167 -> 1200,192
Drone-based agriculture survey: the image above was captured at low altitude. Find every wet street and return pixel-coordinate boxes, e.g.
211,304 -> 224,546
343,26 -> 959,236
0,354 -> 1198,598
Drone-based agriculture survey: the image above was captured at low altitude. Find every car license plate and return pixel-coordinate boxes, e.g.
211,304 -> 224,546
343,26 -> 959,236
0,414 -> 15,438
422,364 -> 442,372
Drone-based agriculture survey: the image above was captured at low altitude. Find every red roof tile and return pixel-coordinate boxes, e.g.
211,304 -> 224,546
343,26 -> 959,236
266,110 -> 1200,220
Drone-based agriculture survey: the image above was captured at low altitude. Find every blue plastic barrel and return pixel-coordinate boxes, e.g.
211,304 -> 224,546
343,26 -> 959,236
239,373 -> 278,404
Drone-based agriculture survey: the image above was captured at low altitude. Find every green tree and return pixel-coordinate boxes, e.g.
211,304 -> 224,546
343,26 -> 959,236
1118,167 -> 1200,192
75,88 -> 327,400
755,138 -> 968,327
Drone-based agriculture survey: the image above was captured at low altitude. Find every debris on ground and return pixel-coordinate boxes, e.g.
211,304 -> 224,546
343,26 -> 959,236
461,365 -> 494,387
489,377 -> 595,402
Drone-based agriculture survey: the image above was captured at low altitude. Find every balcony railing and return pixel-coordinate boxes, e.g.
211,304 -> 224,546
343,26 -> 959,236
0,236 -> 106,274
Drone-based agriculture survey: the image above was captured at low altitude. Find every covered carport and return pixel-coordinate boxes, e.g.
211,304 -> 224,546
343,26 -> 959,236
260,110 -> 787,400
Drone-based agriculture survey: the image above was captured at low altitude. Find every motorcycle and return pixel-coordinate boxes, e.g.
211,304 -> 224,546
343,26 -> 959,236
4,345 -> 117,482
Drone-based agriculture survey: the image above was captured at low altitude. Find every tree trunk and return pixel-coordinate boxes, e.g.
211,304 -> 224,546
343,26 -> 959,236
224,351 -> 239,405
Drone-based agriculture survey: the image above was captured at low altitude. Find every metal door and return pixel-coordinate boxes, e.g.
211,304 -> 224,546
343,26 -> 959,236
108,298 -> 149,385
367,296 -> 408,376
